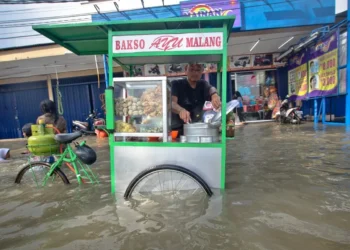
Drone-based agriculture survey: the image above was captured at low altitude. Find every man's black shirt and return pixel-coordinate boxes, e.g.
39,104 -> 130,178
171,79 -> 213,129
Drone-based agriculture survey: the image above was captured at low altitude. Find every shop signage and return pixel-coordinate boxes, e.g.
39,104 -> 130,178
308,32 -> 338,98
113,32 -> 223,53
288,52 -> 308,101
180,0 -> 241,28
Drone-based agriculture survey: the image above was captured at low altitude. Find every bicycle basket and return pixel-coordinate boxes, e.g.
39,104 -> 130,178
75,145 -> 97,165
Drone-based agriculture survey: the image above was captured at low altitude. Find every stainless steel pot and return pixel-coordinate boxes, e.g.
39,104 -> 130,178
183,123 -> 219,143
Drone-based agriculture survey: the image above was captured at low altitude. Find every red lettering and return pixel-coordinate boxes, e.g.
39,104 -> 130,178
140,39 -> 145,49
121,41 -> 126,50
134,40 -> 138,50
203,37 -> 209,47
149,36 -> 183,51
186,37 -> 194,47
193,37 -> 199,47
127,40 -> 132,50
115,41 -> 120,50
114,39 -> 146,51
216,37 -> 221,47
210,37 -> 215,46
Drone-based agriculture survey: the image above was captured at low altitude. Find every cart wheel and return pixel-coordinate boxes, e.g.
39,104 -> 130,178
15,161 -> 69,186
124,164 -> 213,201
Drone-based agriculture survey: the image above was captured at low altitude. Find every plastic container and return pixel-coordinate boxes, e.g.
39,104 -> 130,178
171,130 -> 178,139
135,124 -> 163,133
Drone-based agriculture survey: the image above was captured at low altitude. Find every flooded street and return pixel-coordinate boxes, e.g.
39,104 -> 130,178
1,123 -> 350,250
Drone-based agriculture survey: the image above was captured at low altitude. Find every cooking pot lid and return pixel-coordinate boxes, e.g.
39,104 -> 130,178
210,100 -> 239,124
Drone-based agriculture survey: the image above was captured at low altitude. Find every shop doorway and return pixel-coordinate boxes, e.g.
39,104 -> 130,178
233,70 -> 279,122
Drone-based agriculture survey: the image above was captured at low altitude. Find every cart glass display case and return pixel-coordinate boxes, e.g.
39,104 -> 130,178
113,77 -> 171,142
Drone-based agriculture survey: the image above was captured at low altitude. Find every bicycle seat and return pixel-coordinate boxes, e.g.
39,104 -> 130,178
55,131 -> 82,144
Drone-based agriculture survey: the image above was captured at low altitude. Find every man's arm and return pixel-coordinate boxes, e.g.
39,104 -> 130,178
172,96 -> 191,123
203,81 -> 218,97
203,81 -> 221,109
171,80 -> 185,114
172,96 -> 184,114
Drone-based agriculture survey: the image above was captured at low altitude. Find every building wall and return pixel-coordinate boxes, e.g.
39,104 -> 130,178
0,81 -> 48,139
0,72 -> 122,139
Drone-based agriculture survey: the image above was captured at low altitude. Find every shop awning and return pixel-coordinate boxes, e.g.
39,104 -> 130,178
33,16 -> 235,56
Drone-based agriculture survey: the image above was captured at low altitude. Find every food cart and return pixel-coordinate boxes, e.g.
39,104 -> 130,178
34,16 -> 235,198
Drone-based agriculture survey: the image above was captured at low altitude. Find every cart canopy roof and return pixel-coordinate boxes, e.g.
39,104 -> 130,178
33,16 -> 235,58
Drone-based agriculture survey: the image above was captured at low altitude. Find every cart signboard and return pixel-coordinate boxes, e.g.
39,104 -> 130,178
113,32 -> 223,53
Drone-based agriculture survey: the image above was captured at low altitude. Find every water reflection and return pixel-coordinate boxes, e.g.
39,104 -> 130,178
0,123 -> 350,249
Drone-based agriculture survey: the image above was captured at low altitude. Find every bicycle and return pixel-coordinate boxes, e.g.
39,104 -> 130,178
15,131 -> 99,186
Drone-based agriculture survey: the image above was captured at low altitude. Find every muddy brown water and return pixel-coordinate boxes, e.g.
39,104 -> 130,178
0,123 -> 350,250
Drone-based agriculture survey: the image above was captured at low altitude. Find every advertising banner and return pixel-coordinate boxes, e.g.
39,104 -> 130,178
180,0 -> 241,28
308,33 -> 338,97
288,52 -> 308,101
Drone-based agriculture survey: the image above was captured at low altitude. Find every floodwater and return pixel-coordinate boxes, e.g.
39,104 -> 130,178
1,123 -> 350,250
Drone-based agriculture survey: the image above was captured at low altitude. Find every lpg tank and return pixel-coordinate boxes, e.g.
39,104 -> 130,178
27,124 -> 59,156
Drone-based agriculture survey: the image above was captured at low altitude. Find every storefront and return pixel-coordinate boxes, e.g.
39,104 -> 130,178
282,21 -> 348,124
232,69 -> 279,121
90,0 -> 338,123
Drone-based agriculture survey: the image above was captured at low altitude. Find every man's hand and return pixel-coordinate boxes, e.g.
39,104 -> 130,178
179,109 -> 191,123
211,93 -> 221,110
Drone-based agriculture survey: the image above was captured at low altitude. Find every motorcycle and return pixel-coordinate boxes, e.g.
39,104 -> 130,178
72,111 -> 106,135
275,98 -> 302,124
133,66 -> 143,76
148,64 -> 161,75
168,64 -> 183,73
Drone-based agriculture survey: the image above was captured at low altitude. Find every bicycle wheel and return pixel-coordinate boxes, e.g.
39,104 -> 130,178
124,165 -> 213,201
15,161 -> 69,186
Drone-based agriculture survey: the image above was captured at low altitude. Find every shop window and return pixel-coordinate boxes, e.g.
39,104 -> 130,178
339,32 -> 347,67
339,68 -> 347,94
235,70 -> 278,121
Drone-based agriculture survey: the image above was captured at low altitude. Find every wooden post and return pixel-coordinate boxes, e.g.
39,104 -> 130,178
47,75 -> 54,101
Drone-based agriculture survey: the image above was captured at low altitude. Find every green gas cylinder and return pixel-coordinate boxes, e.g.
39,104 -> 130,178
27,124 -> 59,156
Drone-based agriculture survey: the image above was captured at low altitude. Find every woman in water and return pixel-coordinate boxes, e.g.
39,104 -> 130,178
36,99 -> 67,133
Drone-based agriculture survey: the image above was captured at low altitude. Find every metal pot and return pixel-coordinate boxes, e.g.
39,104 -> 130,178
210,100 -> 240,126
183,123 -> 219,143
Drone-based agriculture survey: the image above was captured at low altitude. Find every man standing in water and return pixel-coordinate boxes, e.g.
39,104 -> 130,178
171,63 -> 221,135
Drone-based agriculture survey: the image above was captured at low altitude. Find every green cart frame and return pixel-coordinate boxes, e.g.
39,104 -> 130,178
34,16 -> 235,195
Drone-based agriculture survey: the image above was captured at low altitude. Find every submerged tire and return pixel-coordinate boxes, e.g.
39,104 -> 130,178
15,161 -> 69,185
124,164 -> 213,199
